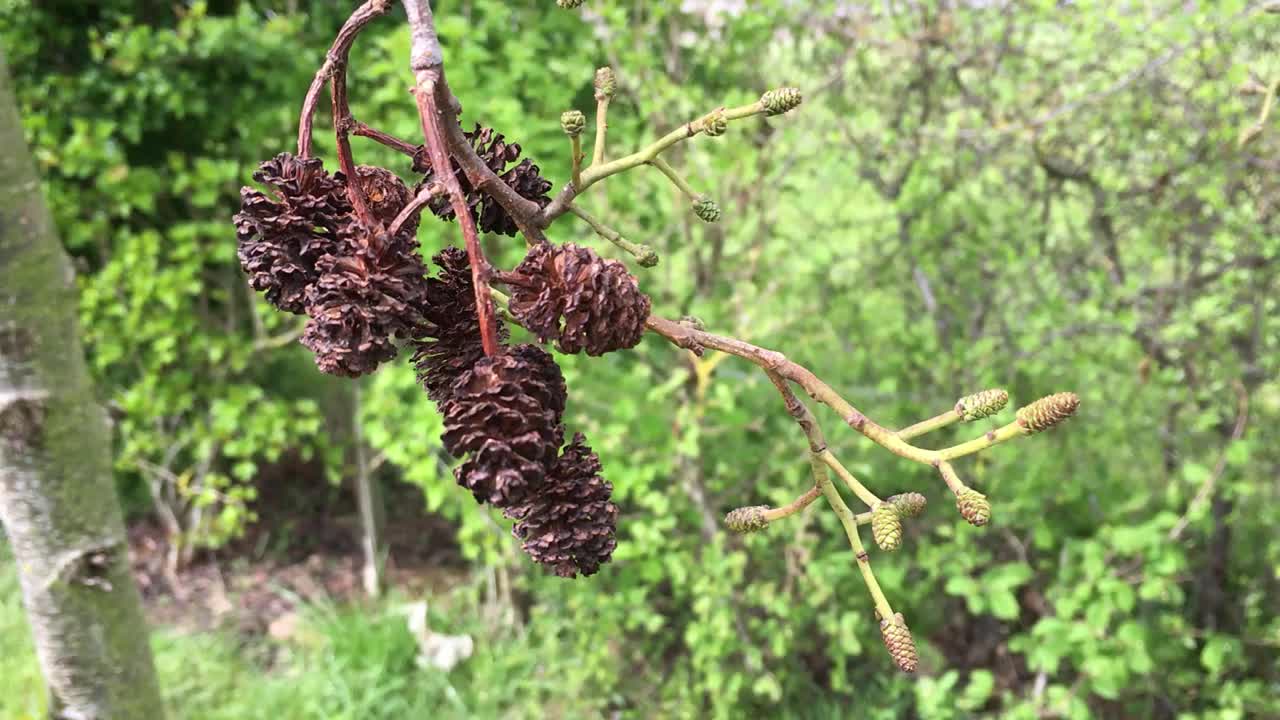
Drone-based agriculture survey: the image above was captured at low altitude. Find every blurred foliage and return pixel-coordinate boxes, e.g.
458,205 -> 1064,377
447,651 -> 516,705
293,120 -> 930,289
3,0 -> 1280,718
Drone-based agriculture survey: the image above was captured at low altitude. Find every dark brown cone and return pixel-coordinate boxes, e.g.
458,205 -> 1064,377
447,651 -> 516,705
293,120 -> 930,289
410,248 -> 508,404
414,124 -> 553,236
234,153 -> 351,313
300,221 -> 429,377
439,345 -> 567,506
507,243 -> 652,356
347,165 -> 415,233
504,433 -> 618,578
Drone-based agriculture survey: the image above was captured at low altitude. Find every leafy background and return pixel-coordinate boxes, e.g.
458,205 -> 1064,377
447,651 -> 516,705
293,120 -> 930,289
1,0 -> 1278,718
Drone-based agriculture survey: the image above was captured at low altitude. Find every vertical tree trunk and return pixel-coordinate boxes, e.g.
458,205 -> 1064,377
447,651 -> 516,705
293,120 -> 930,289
0,52 -> 165,719
352,383 -> 384,597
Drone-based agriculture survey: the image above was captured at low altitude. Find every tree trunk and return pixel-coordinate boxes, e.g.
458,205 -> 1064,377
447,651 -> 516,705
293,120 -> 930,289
0,52 -> 166,719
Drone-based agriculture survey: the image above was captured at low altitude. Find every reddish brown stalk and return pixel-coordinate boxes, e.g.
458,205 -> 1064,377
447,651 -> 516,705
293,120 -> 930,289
297,0 -> 392,158
352,121 -> 421,158
388,181 -> 443,237
331,72 -> 374,225
402,0 -> 500,356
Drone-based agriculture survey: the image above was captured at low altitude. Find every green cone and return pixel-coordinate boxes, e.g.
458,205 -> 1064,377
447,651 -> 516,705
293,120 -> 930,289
692,197 -> 721,223
888,492 -> 927,519
1016,392 -> 1080,433
760,87 -> 803,116
955,488 -> 990,526
957,389 -> 1009,421
872,503 -> 903,551
879,613 -> 919,673
724,506 -> 770,533
560,110 -> 586,137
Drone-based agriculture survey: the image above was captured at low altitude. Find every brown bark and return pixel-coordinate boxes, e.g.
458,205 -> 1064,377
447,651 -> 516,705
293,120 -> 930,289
0,52 -> 165,719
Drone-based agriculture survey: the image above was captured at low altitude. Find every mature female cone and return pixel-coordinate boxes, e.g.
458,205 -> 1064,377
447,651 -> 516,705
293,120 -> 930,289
1016,392 -> 1080,434
410,248 -> 508,404
300,221 -> 429,377
955,487 -> 991,526
348,165 -> 415,233
888,492 -> 927,518
879,613 -> 919,673
871,502 -> 904,551
505,433 -> 619,578
957,389 -> 1009,422
507,243 -> 652,356
439,344 -> 567,506
724,506 -> 770,533
414,124 -> 553,236
234,153 -> 351,313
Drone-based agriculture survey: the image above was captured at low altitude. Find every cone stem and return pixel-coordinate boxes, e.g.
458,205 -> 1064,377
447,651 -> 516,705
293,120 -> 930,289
592,90 -> 610,166
761,485 -> 822,522
809,454 -> 896,621
897,408 -> 962,441
567,204 -> 658,266
403,0 -> 501,356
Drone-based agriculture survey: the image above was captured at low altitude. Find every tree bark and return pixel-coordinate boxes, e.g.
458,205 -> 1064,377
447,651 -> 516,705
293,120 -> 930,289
0,52 -> 165,719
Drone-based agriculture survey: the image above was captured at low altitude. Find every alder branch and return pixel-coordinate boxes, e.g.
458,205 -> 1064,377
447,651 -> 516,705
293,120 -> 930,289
296,0 -> 392,158
402,0 -> 500,356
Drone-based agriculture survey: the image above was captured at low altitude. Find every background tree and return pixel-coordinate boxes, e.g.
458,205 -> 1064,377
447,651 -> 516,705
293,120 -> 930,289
0,51 -> 164,719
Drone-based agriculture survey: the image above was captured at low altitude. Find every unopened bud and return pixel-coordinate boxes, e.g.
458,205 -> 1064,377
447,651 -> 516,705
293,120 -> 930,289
957,389 -> 1009,421
560,110 -> 586,137
760,87 -> 802,116
1015,392 -> 1079,434
703,109 -> 728,137
724,505 -> 770,533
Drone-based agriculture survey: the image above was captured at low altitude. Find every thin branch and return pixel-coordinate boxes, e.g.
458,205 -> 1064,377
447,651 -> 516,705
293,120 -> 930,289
402,0 -> 500,356
649,156 -> 701,201
541,99 -> 768,224
352,121 -> 421,158
567,204 -> 658,267
297,0 -> 392,158
762,485 -> 822,522
388,181 -> 443,237
332,66 -> 373,224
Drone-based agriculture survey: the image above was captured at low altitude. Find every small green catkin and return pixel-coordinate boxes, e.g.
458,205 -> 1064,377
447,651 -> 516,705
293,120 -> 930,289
1015,392 -> 1080,433
724,506 -> 770,533
957,388 -> 1009,421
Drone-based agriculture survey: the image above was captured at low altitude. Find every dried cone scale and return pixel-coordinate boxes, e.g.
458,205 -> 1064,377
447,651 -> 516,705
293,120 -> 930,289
234,153 -> 351,314
439,344 -> 567,506
507,243 -> 651,356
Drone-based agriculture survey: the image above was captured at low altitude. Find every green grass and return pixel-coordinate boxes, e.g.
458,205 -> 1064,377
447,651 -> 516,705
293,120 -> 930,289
0,554 -> 607,720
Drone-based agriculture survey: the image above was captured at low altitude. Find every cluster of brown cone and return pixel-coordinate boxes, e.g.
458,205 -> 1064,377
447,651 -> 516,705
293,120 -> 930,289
234,134 -> 650,577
